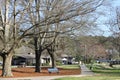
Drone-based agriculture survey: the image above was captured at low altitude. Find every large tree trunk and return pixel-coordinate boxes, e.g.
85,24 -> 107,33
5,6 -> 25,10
34,37 -> 42,72
1,53 -> 13,77
47,46 -> 56,68
49,53 -> 56,68
35,50 -> 42,72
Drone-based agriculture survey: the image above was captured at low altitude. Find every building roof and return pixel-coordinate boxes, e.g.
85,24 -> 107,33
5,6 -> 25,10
15,53 -> 51,59
15,46 -> 35,54
15,53 -> 35,59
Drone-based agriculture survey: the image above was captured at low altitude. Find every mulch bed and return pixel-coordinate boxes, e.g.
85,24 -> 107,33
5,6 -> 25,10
0,67 -> 81,78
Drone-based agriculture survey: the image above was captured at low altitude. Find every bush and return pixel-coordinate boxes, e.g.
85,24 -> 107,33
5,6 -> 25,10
56,61 -> 62,66
42,62 -> 49,66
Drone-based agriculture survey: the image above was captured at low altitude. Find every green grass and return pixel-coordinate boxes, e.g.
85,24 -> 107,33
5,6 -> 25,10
55,63 -> 120,80
86,63 -> 120,77
58,64 -> 80,69
54,76 -> 120,80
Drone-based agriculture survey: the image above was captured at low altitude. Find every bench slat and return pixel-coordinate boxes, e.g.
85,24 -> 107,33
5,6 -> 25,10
48,68 -> 59,73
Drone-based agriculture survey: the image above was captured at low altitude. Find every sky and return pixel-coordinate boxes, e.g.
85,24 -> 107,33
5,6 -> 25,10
113,0 -> 120,7
89,0 -> 120,37
101,0 -> 120,37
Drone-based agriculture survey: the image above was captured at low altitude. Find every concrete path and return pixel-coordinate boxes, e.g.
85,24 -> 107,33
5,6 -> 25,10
80,64 -> 94,76
0,64 -> 94,80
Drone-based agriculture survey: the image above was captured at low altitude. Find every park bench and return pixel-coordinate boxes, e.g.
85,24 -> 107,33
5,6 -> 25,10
48,67 -> 59,74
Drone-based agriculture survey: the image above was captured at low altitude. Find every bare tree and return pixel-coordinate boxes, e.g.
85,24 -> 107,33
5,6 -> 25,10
0,0 -> 19,76
0,0 -> 39,76
25,0 -> 105,72
108,7 -> 120,58
0,0 -> 105,76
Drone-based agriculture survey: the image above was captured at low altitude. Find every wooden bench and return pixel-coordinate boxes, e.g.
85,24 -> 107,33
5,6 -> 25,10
48,67 -> 59,74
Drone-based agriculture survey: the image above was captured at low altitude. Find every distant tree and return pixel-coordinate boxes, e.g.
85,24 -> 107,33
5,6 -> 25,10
108,7 -> 120,58
74,36 -> 108,63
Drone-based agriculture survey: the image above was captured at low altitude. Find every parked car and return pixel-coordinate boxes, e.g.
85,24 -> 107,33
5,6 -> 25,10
0,61 -> 3,66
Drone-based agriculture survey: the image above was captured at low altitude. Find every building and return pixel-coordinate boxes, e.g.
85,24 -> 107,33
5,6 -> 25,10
60,54 -> 74,64
12,46 -> 51,66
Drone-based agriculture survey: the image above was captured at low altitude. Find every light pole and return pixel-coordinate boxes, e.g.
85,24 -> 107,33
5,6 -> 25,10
84,44 -> 87,63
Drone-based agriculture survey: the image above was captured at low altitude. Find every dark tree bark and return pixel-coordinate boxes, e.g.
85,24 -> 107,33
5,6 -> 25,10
35,50 -> 42,72
49,53 -> 56,68
34,37 -> 42,72
47,46 -> 56,68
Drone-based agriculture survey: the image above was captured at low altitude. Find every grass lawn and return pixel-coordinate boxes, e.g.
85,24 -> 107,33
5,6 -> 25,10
55,63 -> 120,80
58,64 -> 80,69
87,63 -> 120,76
54,76 -> 120,80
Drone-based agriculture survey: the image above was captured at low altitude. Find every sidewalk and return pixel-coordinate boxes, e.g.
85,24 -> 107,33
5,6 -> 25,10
0,64 -> 94,80
80,64 -> 94,76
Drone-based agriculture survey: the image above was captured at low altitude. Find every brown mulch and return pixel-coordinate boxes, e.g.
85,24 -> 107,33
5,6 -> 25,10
0,67 -> 81,78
